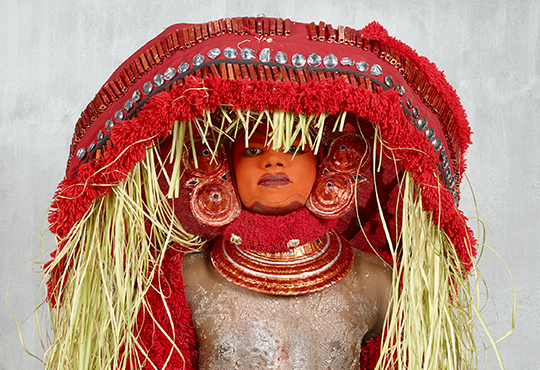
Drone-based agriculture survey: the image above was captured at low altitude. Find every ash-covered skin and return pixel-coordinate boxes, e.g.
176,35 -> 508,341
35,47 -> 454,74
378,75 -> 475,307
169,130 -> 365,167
182,248 -> 391,369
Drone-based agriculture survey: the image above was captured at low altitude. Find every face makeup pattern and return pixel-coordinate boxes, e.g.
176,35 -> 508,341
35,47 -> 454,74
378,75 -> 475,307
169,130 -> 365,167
232,133 -> 318,215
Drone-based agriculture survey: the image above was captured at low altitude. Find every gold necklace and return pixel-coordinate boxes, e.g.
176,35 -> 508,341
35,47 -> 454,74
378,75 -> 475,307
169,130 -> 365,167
211,230 -> 354,295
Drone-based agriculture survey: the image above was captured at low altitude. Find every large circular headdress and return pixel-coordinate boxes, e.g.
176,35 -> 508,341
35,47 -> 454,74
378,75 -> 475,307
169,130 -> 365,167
45,17 -> 477,370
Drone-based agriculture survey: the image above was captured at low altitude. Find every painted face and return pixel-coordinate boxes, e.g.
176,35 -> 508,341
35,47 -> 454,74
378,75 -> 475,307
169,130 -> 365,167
232,132 -> 318,215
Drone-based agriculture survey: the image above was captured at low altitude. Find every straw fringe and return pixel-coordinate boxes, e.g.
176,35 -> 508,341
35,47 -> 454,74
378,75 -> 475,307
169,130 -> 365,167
44,110 -> 329,368
49,78 -> 475,277
44,101 -> 479,369
376,173 -> 479,370
44,149 -> 203,369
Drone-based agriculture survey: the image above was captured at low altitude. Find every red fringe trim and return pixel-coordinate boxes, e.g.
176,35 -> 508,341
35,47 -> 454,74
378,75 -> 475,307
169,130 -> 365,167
129,250 -> 198,369
360,21 -> 472,184
360,334 -> 383,370
46,76 -> 476,368
48,77 -> 476,294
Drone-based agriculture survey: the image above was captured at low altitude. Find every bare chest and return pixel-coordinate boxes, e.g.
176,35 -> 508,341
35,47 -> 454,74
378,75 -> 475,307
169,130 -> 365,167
182,251 -> 378,370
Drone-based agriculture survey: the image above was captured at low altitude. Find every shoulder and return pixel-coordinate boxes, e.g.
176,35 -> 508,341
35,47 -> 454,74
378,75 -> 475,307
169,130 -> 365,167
352,249 -> 392,280
349,249 -> 393,299
181,248 -> 212,279
182,248 -> 211,267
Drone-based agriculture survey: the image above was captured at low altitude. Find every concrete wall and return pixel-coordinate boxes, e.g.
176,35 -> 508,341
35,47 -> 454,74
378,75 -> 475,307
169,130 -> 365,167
1,0 -> 537,368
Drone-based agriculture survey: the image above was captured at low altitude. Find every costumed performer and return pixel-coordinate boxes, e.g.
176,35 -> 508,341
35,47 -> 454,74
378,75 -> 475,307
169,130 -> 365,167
43,16 -> 481,370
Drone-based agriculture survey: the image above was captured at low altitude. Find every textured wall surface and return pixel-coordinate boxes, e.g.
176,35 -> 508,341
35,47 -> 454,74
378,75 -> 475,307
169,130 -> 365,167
1,0 -> 538,368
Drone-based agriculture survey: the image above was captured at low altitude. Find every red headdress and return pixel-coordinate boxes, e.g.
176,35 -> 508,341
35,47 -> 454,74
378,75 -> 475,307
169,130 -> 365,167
45,17 -> 477,370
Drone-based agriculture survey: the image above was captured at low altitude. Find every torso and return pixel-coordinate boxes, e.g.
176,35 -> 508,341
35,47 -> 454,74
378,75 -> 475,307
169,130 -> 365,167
181,243 -> 391,370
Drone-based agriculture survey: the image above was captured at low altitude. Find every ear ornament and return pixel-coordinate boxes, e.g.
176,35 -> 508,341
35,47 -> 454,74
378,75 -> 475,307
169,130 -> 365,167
306,133 -> 370,219
183,140 -> 241,227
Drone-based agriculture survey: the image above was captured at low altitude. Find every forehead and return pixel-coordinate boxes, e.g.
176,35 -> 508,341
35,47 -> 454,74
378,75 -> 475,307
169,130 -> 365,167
234,130 -> 308,151
234,131 -> 269,150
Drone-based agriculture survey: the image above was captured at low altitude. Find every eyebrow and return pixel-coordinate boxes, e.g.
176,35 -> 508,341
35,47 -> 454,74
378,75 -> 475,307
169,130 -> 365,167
235,129 -> 269,147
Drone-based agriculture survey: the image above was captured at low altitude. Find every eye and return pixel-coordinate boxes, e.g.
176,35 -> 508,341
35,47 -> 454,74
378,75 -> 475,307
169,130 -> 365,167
285,145 -> 307,155
286,145 -> 298,153
241,147 -> 264,157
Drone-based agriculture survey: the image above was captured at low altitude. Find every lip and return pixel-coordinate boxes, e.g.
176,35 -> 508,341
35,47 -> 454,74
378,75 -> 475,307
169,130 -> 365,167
258,173 -> 290,187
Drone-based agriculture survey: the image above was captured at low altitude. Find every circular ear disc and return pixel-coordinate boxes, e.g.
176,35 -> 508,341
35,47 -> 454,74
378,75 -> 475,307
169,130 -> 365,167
190,179 -> 241,227
183,139 -> 241,227
306,132 -> 370,219
306,172 -> 354,219
326,133 -> 370,173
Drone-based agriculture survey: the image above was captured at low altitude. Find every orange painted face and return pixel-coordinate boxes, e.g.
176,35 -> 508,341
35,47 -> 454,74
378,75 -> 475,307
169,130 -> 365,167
232,132 -> 318,215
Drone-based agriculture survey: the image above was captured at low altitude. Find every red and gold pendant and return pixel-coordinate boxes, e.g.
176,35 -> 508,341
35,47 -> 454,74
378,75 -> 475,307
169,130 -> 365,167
211,230 -> 354,295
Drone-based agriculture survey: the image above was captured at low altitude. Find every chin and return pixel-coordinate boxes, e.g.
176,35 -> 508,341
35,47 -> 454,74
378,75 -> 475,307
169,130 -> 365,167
248,201 -> 304,215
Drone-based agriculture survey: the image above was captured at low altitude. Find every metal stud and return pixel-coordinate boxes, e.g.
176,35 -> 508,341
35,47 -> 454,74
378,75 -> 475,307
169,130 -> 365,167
292,53 -> 306,67
154,74 -> 164,87
323,54 -> 338,68
384,75 -> 394,88
207,48 -> 221,59
432,137 -> 442,151
259,48 -> 271,63
396,84 -> 405,96
445,167 -> 451,179
425,127 -> 435,141
240,48 -> 255,60
412,106 -> 419,119
356,61 -> 369,72
370,64 -> 383,76
76,148 -> 87,160
132,90 -> 141,102
193,53 -> 205,66
307,53 -> 322,67
274,51 -> 288,64
105,119 -> 114,132
442,155 -> 450,168
340,57 -> 355,66
416,117 -> 427,131
448,176 -> 456,189
97,130 -> 104,141
178,61 -> 190,74
406,97 -> 412,108
114,109 -> 124,121
224,47 -> 238,59
163,67 -> 176,80
124,99 -> 133,112
88,142 -> 96,152
143,81 -> 153,95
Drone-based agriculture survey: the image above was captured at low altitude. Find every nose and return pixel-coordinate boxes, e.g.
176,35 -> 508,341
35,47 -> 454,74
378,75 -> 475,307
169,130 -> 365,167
263,149 -> 285,168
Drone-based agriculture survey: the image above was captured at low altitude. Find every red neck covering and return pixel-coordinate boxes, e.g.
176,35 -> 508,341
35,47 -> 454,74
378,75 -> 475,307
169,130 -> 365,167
219,207 -> 338,253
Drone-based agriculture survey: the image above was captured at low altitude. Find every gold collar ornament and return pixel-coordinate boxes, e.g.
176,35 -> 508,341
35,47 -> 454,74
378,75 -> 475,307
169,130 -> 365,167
211,230 -> 354,295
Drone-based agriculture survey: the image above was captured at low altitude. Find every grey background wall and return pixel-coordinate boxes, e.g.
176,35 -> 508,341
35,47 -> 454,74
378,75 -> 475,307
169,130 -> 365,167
1,0 -> 537,368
